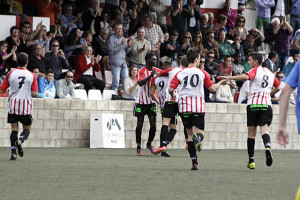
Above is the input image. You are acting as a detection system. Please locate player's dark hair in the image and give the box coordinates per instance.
[17,53,28,67]
[145,52,155,61]
[187,47,200,64]
[268,51,278,60]
[181,56,189,67]
[249,52,263,65]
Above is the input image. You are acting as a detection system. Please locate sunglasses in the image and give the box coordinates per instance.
[277,76,283,79]
[239,20,245,23]
[185,37,191,39]
[200,61,205,63]
[52,45,59,47]
[208,56,214,58]
[66,76,73,78]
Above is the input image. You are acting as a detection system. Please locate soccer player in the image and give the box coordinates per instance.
[134,53,161,156]
[150,58,176,157]
[0,52,38,160]
[169,48,226,170]
[219,52,280,170]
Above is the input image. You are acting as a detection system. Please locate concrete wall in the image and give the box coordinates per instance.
[0,98,299,150]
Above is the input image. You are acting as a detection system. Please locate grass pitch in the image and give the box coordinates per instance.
[0,148,299,200]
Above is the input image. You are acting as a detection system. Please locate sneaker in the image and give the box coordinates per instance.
[15,140,23,157]
[147,145,155,154]
[265,148,273,167]
[191,164,198,170]
[192,134,202,152]
[154,146,166,155]
[137,148,143,156]
[247,162,255,170]
[10,153,17,160]
[161,151,170,157]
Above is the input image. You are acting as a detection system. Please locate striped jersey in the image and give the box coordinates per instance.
[246,66,280,105]
[0,68,38,115]
[161,67,182,102]
[151,76,169,109]
[136,66,161,104]
[170,66,213,113]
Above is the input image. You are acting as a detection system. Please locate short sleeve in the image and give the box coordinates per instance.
[246,67,258,80]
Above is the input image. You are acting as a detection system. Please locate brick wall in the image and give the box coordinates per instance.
[0,98,299,149]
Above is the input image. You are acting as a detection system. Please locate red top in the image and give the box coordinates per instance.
[38,1,61,26]
[74,53,101,82]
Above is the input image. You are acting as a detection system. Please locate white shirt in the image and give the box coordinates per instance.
[83,56,93,76]
[238,80,250,103]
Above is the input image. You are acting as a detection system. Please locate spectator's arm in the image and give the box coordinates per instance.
[70,83,75,98]
[291,39,300,50]
[75,55,93,74]
[55,81,64,98]
[107,37,125,56]
[255,0,270,8]
[47,86,56,98]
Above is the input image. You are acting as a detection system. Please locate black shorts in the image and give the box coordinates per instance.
[7,113,33,126]
[247,105,273,127]
[161,110,177,125]
[179,112,205,130]
[162,102,179,118]
[133,103,157,117]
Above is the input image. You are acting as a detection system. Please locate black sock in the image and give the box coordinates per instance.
[184,129,188,140]
[167,129,177,145]
[160,125,168,147]
[196,132,204,142]
[147,127,156,146]
[19,129,30,143]
[10,131,18,153]
[247,138,255,163]
[187,141,198,165]
[262,134,271,149]
[136,128,142,147]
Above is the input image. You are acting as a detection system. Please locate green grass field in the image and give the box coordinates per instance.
[0,148,299,200]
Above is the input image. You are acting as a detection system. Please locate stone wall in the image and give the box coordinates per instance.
[0,98,299,150]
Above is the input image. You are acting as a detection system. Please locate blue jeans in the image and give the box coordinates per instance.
[110,63,129,94]
[275,49,289,71]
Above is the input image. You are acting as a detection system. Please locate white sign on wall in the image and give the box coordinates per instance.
[90,113,125,148]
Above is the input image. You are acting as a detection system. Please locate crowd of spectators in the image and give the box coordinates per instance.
[0,0,299,103]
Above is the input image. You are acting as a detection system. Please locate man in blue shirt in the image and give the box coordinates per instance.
[255,0,275,34]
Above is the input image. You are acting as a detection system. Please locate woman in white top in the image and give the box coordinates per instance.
[123,65,139,100]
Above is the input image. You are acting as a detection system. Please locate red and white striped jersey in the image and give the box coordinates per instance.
[151,76,169,109]
[0,68,38,115]
[136,66,161,104]
[170,66,213,113]
[163,67,182,102]
[246,66,280,105]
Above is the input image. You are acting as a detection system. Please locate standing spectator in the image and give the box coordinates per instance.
[228,16,247,41]
[230,34,245,62]
[212,14,228,35]
[290,29,300,57]
[129,0,151,36]
[34,25,51,54]
[255,0,275,34]
[28,44,48,77]
[262,51,278,73]
[203,31,220,60]
[19,22,41,45]
[160,31,170,58]
[282,54,299,77]
[241,28,265,55]
[141,16,164,63]
[61,4,83,35]
[44,40,69,80]
[264,17,280,51]
[185,0,201,36]
[107,24,133,94]
[171,0,194,36]
[129,27,152,69]
[38,0,63,31]
[273,16,293,71]
[172,52,184,68]
[123,65,139,100]
[238,0,248,15]
[217,55,233,76]
[217,29,235,61]
[100,12,110,29]
[290,0,300,38]
[104,0,119,21]
[0,53,38,160]
[5,26,23,60]
[232,52,245,76]
[75,46,105,93]
[150,0,172,28]
[83,0,102,33]
[55,70,75,99]
[0,41,17,82]
[206,12,215,32]
[38,69,56,98]
[221,0,237,31]
[191,31,206,58]
[200,13,210,37]
[273,0,286,20]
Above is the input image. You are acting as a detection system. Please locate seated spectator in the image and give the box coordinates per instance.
[262,51,278,73]
[129,27,152,69]
[32,67,40,78]
[100,11,110,29]
[190,31,205,58]
[221,0,237,31]
[54,11,65,39]
[28,44,48,77]
[19,21,41,45]
[217,55,232,76]
[228,15,247,41]
[237,80,249,104]
[230,34,245,62]
[242,49,254,72]
[203,31,220,60]
[0,41,17,81]
[211,80,234,103]
[200,13,210,37]
[5,26,23,66]
[165,30,181,61]
[199,57,206,70]
[206,12,215,32]
[75,46,105,93]
[123,65,139,100]
[272,71,297,104]
[38,69,56,98]
[80,30,93,49]
[180,32,192,55]
[283,54,300,77]
[34,25,51,55]
[241,28,265,55]
[290,29,300,57]
[44,40,69,80]
[264,17,280,50]
[64,28,84,68]
[273,16,293,71]
[232,52,245,76]
[172,52,184,68]
[217,29,235,61]
[61,4,83,35]
[160,31,170,58]
[204,50,220,77]
[212,14,228,35]
[55,70,75,99]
